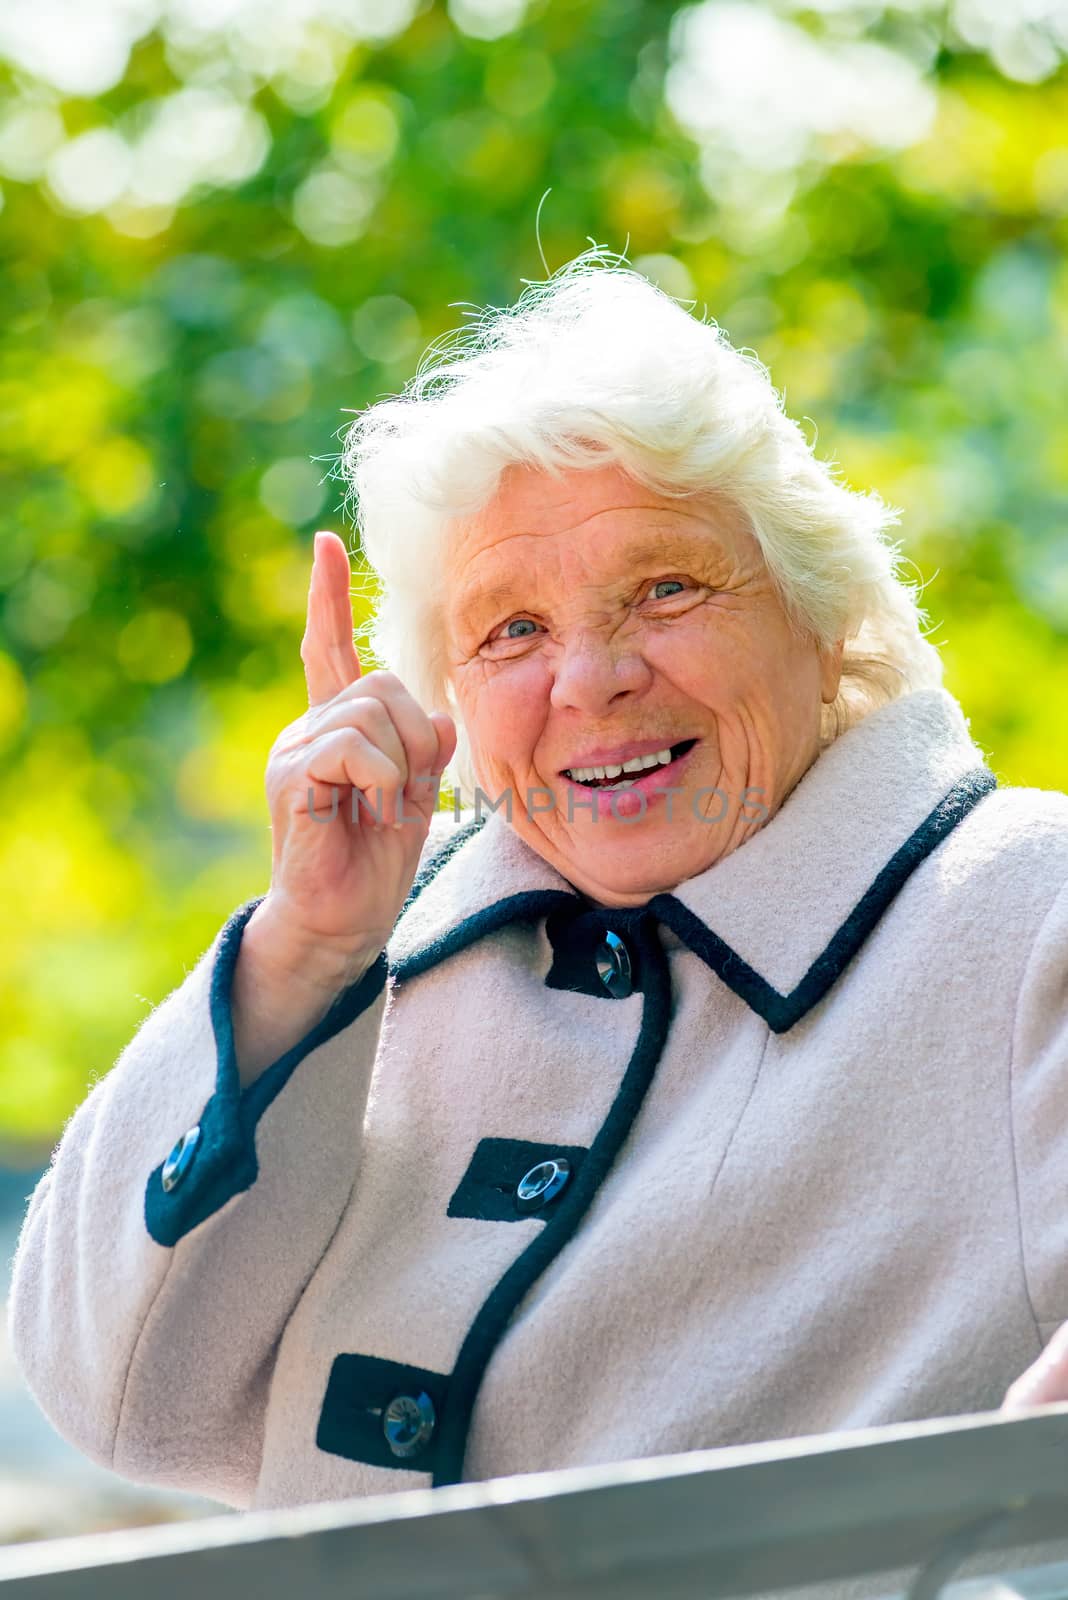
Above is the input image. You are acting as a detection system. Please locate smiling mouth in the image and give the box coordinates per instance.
[562,739,699,788]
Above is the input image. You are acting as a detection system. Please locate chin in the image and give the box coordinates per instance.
[566,827,708,901]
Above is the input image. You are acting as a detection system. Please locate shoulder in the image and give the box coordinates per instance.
[929,780,1068,946]
[952,780,1068,870]
[401,805,483,909]
[419,805,480,864]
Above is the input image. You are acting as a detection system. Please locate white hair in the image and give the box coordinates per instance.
[339,247,943,806]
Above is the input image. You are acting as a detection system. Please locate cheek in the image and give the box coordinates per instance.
[458,660,550,773]
[644,618,739,708]
[652,609,802,709]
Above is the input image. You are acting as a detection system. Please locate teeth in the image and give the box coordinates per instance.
[565,746,675,783]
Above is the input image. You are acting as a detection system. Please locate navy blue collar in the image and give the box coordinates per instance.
[389,689,996,1031]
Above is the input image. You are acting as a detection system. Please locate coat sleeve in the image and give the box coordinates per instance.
[5,813,458,1508]
[1011,869,1068,1340]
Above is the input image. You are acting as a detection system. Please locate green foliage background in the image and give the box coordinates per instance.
[1,0,1066,1153]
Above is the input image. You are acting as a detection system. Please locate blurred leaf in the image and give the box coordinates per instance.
[1,0,1067,1148]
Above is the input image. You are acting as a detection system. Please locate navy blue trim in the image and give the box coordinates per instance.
[145,898,389,1246]
[430,910,672,1488]
[390,774,998,1028]
[316,1352,450,1472]
[650,766,998,1034]
[447,1137,590,1222]
[391,890,580,984]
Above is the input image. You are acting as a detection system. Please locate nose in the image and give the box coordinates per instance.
[549,629,652,715]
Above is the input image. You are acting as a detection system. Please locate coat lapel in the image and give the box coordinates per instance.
[652,687,996,1028]
[387,807,573,975]
[388,688,997,1029]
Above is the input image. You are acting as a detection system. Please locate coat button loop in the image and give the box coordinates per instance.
[516,1156,572,1215]
[161,1125,201,1193]
[382,1391,436,1459]
[594,930,632,998]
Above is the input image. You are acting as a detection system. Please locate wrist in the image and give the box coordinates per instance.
[241,899,381,997]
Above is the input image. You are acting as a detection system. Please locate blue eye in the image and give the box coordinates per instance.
[650,579,685,599]
[504,619,538,638]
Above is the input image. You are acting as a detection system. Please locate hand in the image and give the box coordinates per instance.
[247,529,457,983]
[1000,1320,1068,1413]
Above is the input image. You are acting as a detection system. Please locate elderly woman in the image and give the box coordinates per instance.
[9,257,1068,1512]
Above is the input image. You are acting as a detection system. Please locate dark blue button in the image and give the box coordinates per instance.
[516,1156,571,1214]
[382,1391,436,1459]
[595,930,632,998]
[161,1125,201,1193]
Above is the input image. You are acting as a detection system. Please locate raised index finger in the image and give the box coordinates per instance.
[300,530,362,706]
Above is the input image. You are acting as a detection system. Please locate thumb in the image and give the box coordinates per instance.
[1001,1320,1068,1411]
[429,711,458,776]
[404,712,457,825]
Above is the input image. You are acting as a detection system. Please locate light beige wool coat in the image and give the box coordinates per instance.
[9,685,1068,1515]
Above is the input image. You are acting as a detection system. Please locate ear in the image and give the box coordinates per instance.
[819,637,845,705]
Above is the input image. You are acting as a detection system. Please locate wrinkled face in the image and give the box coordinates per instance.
[443,462,844,907]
